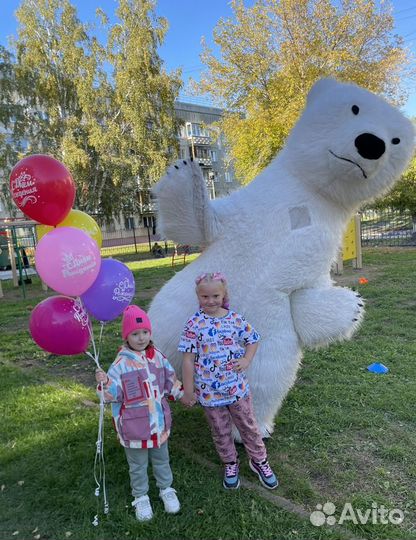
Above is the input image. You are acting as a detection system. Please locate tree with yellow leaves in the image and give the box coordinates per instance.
[197,0,413,184]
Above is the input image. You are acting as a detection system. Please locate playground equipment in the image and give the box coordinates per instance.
[171,244,191,267]
[333,214,363,274]
[0,220,39,298]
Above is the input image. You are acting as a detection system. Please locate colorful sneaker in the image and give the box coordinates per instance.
[132,495,153,521]
[159,487,181,514]
[249,459,278,489]
[223,461,240,489]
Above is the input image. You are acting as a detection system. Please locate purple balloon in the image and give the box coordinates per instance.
[29,296,91,355]
[80,259,135,322]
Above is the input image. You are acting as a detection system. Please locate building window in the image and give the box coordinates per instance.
[224,171,232,183]
[210,150,217,162]
[203,171,217,199]
[180,147,188,159]
[125,216,135,230]
[204,170,218,183]
[185,122,209,137]
[203,172,216,199]
[143,216,155,230]
[195,147,210,159]
[196,124,209,136]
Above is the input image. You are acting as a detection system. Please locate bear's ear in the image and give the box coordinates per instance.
[306,77,340,105]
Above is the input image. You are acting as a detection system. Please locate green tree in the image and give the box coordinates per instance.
[374,153,416,232]
[85,0,182,219]
[0,45,22,216]
[6,0,101,214]
[0,0,181,221]
[197,0,413,184]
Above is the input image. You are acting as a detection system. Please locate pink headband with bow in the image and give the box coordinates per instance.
[195,271,227,285]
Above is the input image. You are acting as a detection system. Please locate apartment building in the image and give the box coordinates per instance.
[123,99,240,239]
[1,100,240,237]
[175,100,239,199]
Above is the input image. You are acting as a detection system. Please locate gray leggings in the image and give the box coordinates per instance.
[124,442,173,498]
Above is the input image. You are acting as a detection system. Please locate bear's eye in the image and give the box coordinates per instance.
[351,105,359,115]
[391,138,400,145]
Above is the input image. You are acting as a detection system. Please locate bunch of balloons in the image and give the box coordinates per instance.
[9,154,136,356]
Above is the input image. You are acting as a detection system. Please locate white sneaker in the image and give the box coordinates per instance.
[132,495,153,521]
[159,487,180,514]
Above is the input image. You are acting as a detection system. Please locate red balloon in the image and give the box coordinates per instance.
[9,154,76,226]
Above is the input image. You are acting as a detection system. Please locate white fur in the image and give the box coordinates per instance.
[149,78,415,437]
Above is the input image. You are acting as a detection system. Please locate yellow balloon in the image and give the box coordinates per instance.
[36,209,102,247]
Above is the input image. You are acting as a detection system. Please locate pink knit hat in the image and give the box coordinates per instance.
[122,305,152,340]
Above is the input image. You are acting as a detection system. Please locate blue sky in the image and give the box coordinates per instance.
[1,0,415,116]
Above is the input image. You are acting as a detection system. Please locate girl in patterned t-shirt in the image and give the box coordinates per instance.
[179,272,278,491]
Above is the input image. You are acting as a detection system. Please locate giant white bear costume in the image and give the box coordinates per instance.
[149,78,415,437]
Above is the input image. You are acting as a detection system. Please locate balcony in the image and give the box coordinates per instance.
[138,201,157,214]
[194,156,212,167]
[189,135,211,146]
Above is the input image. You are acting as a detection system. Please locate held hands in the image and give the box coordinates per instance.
[95,368,109,385]
[232,356,251,372]
[180,392,197,408]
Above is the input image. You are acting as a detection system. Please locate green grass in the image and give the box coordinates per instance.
[1,249,415,539]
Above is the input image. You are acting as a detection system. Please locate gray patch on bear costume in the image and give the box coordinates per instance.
[289,206,312,230]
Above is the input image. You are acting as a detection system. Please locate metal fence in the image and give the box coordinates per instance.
[0,221,197,271]
[0,220,198,298]
[360,207,415,247]
[101,210,416,250]
[100,226,169,257]
[1,207,414,285]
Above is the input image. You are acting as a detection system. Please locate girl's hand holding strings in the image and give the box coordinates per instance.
[95,368,108,385]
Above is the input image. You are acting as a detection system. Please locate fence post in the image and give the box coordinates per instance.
[132,226,138,254]
[147,226,152,252]
[333,249,343,275]
[353,214,363,269]
[6,229,18,287]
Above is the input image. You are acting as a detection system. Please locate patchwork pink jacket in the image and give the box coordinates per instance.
[98,345,183,449]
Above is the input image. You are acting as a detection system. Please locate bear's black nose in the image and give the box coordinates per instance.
[355,133,385,160]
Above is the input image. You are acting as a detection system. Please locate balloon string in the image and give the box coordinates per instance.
[83,312,109,524]
[88,320,100,369]
[92,385,109,525]
[98,321,104,350]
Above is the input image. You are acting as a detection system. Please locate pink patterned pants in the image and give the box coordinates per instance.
[203,393,267,463]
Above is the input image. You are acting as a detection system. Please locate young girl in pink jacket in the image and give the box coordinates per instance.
[96,305,185,522]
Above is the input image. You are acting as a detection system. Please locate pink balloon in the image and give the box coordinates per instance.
[29,296,91,355]
[35,226,101,296]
